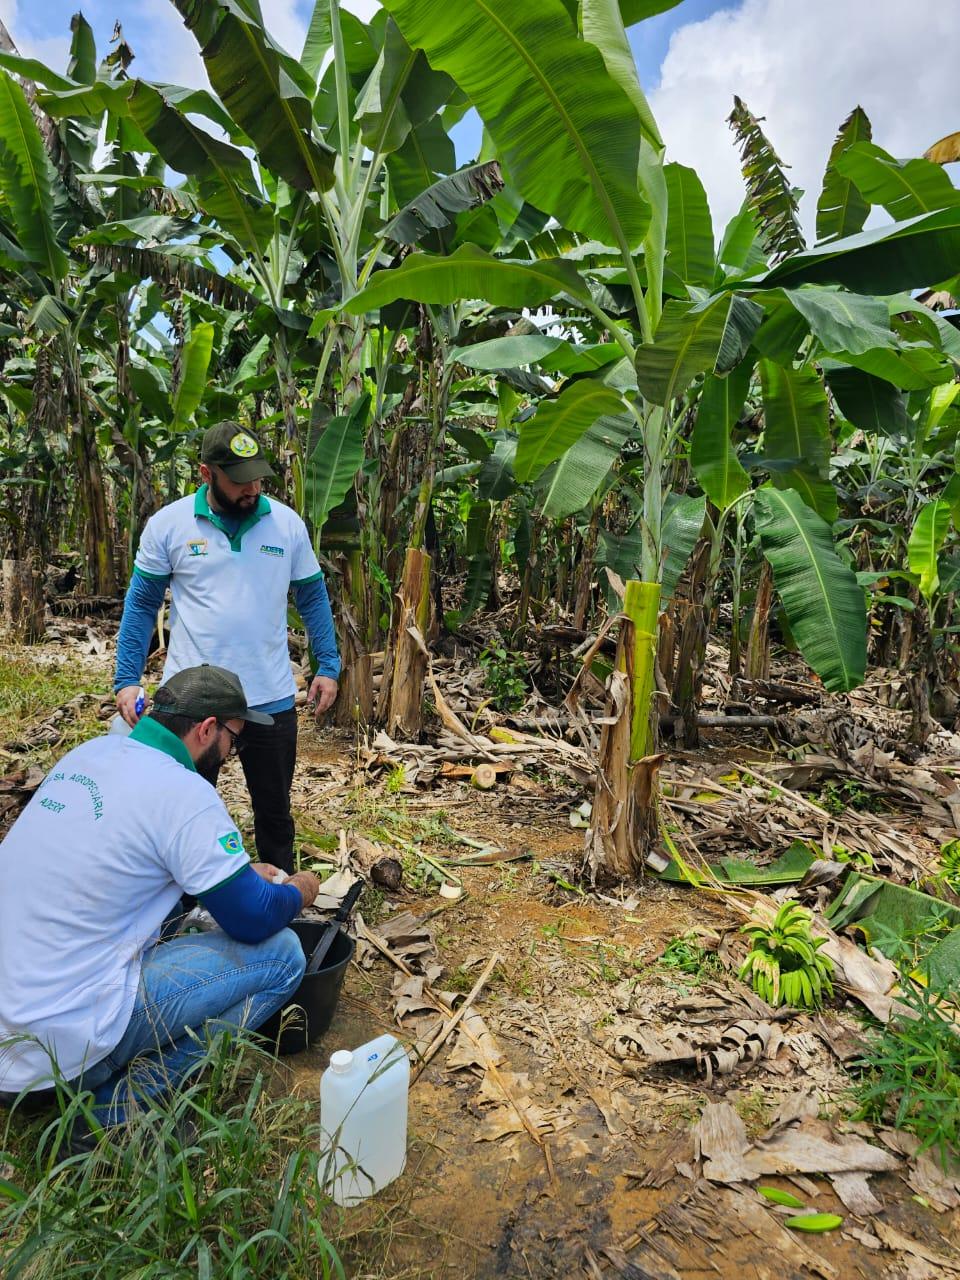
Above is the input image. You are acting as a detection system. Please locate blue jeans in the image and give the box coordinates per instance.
[75,928,305,1126]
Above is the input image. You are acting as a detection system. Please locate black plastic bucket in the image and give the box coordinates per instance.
[258,921,355,1056]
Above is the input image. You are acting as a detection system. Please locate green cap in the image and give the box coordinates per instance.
[155,664,274,726]
[200,421,275,483]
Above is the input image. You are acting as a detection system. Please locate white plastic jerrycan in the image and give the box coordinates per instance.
[319,1034,410,1206]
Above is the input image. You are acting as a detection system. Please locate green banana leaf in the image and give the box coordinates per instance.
[760,360,836,521]
[816,107,872,243]
[537,412,634,518]
[636,295,760,405]
[172,0,335,193]
[355,19,418,155]
[127,358,172,421]
[690,361,752,509]
[345,244,589,313]
[67,12,97,83]
[477,437,518,501]
[837,342,954,391]
[581,0,663,152]
[126,82,273,254]
[824,364,912,436]
[383,0,650,247]
[718,201,766,272]
[450,499,492,625]
[664,162,715,287]
[908,499,953,602]
[754,486,866,692]
[619,0,683,22]
[661,493,707,604]
[942,474,960,527]
[0,71,68,281]
[381,161,503,245]
[385,112,455,206]
[782,285,895,355]
[755,206,960,294]
[0,51,75,91]
[515,381,628,482]
[837,141,960,221]
[171,322,215,433]
[305,394,370,535]
[449,334,566,372]
[300,0,332,82]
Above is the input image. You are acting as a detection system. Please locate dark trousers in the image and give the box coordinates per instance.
[198,708,298,874]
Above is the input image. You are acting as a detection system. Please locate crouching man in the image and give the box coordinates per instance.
[0,663,320,1138]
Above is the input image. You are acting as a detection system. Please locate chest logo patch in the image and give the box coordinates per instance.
[218,831,245,856]
[230,432,259,458]
[186,538,209,557]
[259,544,284,558]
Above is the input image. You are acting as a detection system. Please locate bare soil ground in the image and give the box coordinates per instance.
[275,724,960,1279]
[3,631,960,1279]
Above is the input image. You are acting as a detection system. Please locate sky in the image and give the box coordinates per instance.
[8,0,960,241]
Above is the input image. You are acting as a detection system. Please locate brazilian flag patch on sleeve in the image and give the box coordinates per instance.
[218,831,245,856]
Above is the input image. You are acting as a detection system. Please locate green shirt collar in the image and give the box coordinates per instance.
[194,484,270,551]
[130,716,197,773]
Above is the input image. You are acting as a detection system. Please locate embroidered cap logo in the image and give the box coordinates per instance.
[229,432,259,458]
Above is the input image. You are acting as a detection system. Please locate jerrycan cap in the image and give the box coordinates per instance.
[330,1050,354,1074]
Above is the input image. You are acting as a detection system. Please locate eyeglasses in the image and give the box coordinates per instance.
[217,721,243,756]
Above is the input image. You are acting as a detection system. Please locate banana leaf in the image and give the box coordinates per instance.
[383,0,650,247]
[0,71,68,280]
[305,394,370,534]
[171,322,215,433]
[754,485,866,691]
[908,499,952,602]
[346,244,589,314]
[515,381,627,482]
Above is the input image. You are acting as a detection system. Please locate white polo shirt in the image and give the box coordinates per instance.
[134,487,323,706]
[0,718,251,1092]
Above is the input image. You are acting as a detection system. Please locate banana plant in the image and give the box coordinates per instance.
[0,18,123,595]
[342,9,960,869]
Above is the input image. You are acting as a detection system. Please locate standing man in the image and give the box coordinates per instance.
[115,422,340,874]
[0,664,322,1134]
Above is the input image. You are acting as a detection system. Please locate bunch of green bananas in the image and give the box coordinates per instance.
[737,900,834,1010]
[937,838,960,891]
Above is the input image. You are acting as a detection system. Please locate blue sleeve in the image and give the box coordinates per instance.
[200,864,303,944]
[114,570,169,693]
[293,575,341,679]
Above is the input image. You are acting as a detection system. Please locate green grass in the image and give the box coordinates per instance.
[0,652,104,769]
[0,1029,344,1279]
[658,932,719,981]
[852,972,960,1168]
[817,778,882,816]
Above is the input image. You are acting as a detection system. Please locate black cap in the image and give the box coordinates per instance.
[200,421,275,483]
[156,664,274,725]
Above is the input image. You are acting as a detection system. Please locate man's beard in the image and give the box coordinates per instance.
[195,738,225,779]
[209,471,258,518]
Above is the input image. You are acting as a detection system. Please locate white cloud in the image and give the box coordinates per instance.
[648,0,960,242]
[343,0,381,19]
[136,0,209,89]
[0,0,70,70]
[260,0,308,57]
[259,0,380,57]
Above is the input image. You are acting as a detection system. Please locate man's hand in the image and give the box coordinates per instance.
[250,862,286,883]
[116,685,146,728]
[306,675,338,717]
[287,870,321,909]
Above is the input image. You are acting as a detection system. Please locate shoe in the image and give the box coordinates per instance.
[54,1117,111,1162]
